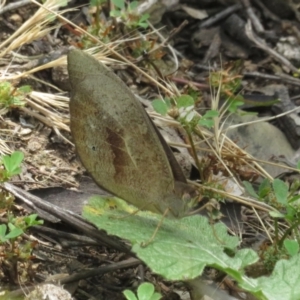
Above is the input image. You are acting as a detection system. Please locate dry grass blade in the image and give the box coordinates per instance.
[28,0,178,96]
[0,0,6,10]
[0,128,14,154]
[22,92,69,132]
[192,180,274,212]
[0,0,70,56]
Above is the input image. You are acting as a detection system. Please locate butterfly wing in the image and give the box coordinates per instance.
[68,49,187,217]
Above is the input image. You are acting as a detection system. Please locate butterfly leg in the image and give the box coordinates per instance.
[140,208,169,248]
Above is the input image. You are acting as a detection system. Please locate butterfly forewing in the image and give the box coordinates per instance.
[68,49,186,216]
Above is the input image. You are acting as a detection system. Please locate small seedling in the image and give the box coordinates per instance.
[0,224,23,243]
[209,68,244,113]
[284,239,299,257]
[83,0,150,50]
[0,151,43,284]
[152,95,219,129]
[152,94,219,181]
[123,282,162,300]
[0,82,30,110]
[244,178,300,261]
[1,151,24,180]
[110,0,149,29]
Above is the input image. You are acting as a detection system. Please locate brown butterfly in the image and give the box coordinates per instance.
[68,49,196,218]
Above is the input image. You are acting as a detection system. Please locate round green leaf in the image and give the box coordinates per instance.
[177,95,194,108]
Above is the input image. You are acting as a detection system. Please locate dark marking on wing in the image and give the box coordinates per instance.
[106,127,130,175]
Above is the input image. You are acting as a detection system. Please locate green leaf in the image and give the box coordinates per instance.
[83,196,300,299]
[150,294,161,300]
[288,194,300,204]
[152,99,168,116]
[7,222,16,231]
[110,9,122,17]
[138,22,149,29]
[198,110,218,128]
[284,240,299,257]
[176,95,194,108]
[139,13,150,23]
[252,254,300,300]
[83,196,257,281]
[273,179,289,205]
[137,282,161,300]
[45,13,56,22]
[258,179,271,199]
[6,227,23,239]
[2,151,24,176]
[269,211,285,218]
[0,224,7,241]
[89,0,99,6]
[243,181,259,198]
[227,100,244,113]
[123,290,137,300]
[235,248,259,270]
[18,85,31,93]
[90,0,107,6]
[111,0,125,9]
[11,151,24,167]
[198,118,214,128]
[285,205,297,222]
[203,110,218,118]
[0,81,11,92]
[24,214,43,227]
[129,1,138,10]
[297,160,300,170]
[164,98,172,107]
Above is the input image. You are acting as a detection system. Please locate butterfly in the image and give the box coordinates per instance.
[68,49,196,218]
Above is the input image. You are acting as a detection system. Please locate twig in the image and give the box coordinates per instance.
[31,225,99,245]
[171,77,210,89]
[9,258,140,298]
[245,20,299,74]
[241,0,264,33]
[199,3,242,29]
[59,258,141,284]
[276,73,300,86]
[225,105,300,131]
[243,72,281,80]
[0,0,31,15]
[243,71,300,87]
[252,0,281,22]
[163,20,189,46]
[3,182,130,253]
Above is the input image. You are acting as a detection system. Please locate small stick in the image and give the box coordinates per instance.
[245,21,299,74]
[0,0,31,15]
[199,3,242,29]
[241,0,264,33]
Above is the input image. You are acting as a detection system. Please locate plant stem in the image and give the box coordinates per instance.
[278,219,300,248]
[186,129,203,180]
[274,219,278,253]
[95,3,100,33]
